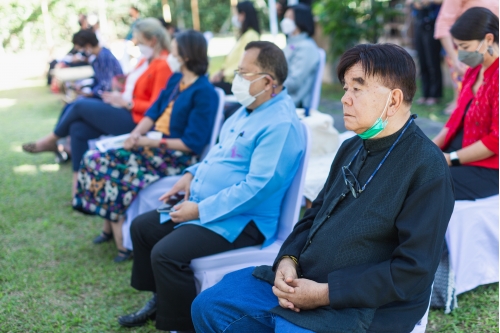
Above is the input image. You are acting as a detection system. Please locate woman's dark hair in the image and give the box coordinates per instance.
[175,30,209,76]
[72,29,99,47]
[450,7,499,44]
[237,1,261,35]
[158,18,177,32]
[337,43,417,105]
[277,0,313,20]
[291,4,315,37]
[245,41,288,85]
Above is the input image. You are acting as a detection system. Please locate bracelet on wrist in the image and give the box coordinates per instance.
[159,138,168,149]
[281,255,299,266]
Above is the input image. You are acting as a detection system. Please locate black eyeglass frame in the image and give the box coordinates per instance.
[341,166,362,198]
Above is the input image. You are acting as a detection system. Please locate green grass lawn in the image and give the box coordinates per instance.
[0,84,497,332]
[0,87,158,332]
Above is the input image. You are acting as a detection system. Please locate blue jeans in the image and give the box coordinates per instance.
[191,267,314,333]
[53,98,135,171]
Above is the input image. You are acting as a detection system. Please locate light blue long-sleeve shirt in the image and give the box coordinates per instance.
[283,33,320,109]
[160,89,305,246]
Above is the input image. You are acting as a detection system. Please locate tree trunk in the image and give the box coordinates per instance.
[191,0,200,31]
[40,0,53,54]
[175,0,185,29]
[98,0,108,35]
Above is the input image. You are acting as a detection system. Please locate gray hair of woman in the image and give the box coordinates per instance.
[133,17,171,52]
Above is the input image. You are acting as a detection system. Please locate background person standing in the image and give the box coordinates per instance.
[409,0,443,106]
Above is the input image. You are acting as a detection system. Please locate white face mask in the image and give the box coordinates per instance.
[232,15,242,29]
[231,74,266,107]
[138,44,154,58]
[280,18,297,35]
[167,53,182,72]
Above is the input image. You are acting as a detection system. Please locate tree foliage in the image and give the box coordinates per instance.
[0,0,271,52]
[0,0,138,51]
[314,0,402,60]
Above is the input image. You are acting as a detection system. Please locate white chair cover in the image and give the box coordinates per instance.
[446,195,499,295]
[52,65,94,82]
[189,123,311,293]
[295,118,354,201]
[309,48,326,112]
[122,87,226,250]
[122,175,181,250]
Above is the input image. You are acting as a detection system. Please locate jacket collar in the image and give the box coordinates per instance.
[469,57,498,81]
[484,57,499,79]
[288,32,309,44]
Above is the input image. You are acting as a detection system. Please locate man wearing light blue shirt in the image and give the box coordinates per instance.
[117,41,305,332]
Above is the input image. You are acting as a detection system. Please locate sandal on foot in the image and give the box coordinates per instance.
[54,150,69,164]
[22,142,38,153]
[22,141,57,153]
[114,249,133,263]
[93,231,113,244]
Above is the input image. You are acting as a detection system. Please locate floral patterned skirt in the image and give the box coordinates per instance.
[72,147,197,221]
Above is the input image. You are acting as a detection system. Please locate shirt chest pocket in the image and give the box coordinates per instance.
[223,137,253,160]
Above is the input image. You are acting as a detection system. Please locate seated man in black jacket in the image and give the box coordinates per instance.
[191,43,455,333]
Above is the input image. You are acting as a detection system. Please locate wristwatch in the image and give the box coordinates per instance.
[450,151,461,166]
[159,138,168,149]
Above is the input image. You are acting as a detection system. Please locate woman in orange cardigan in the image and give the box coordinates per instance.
[23,18,172,193]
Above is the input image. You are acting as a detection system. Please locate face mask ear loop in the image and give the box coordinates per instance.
[476,40,485,52]
[381,91,392,122]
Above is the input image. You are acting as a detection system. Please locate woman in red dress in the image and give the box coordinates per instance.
[433,7,498,200]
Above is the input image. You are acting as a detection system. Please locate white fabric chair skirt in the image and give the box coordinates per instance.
[296,108,356,201]
[122,175,181,250]
[190,241,283,293]
[446,195,499,295]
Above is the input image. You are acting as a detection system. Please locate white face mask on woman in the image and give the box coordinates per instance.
[138,44,154,59]
[232,15,242,29]
[280,18,297,35]
[167,53,182,72]
[231,74,266,107]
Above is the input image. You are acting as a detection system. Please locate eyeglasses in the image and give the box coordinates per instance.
[342,166,362,198]
[234,70,275,80]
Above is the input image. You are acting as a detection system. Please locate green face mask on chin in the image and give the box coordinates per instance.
[357,90,392,140]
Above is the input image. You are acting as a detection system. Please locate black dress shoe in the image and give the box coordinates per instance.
[118,295,157,327]
[114,249,133,263]
[93,231,113,244]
